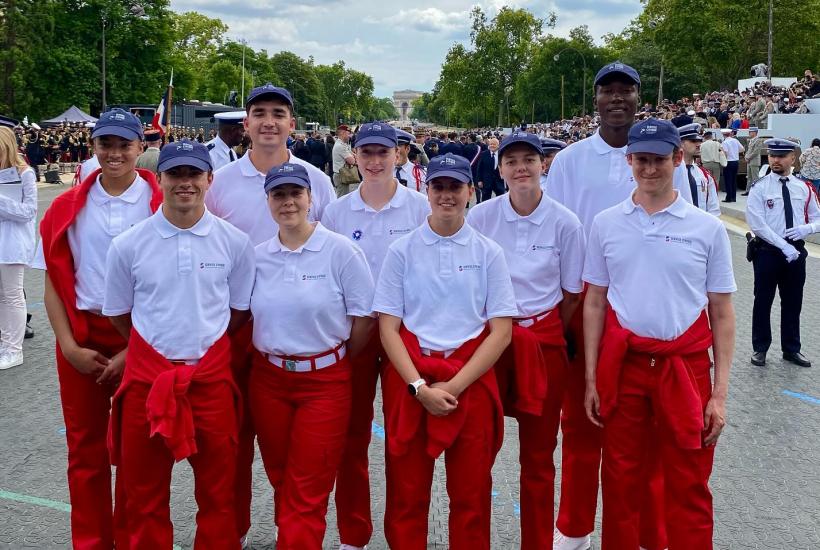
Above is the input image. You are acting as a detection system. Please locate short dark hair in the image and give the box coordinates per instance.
[812,138,820,148]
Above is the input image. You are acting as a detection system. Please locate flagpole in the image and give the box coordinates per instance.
[165,69,174,133]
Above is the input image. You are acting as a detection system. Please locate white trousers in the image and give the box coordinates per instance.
[0,264,26,354]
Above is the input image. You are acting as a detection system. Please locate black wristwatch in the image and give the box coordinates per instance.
[408,378,426,397]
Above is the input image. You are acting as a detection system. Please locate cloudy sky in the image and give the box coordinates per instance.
[168,0,642,98]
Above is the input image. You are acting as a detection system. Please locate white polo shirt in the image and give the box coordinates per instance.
[676,163,722,217]
[468,192,585,316]
[31,174,153,312]
[103,208,255,361]
[79,155,100,183]
[251,223,375,357]
[206,149,336,245]
[583,192,736,340]
[546,131,693,234]
[321,183,430,281]
[373,220,518,351]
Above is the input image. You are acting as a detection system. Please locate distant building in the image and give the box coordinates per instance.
[393,90,424,122]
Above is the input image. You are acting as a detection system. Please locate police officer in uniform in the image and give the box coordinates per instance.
[677,123,721,216]
[395,129,426,193]
[206,111,246,171]
[747,139,820,367]
[539,137,567,189]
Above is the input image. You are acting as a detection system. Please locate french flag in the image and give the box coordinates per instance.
[152,72,173,135]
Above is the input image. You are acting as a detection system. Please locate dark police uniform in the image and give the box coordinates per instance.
[747,139,820,367]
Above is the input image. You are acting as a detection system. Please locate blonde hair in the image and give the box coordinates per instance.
[0,127,28,173]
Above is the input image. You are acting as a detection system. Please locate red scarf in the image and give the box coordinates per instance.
[497,310,566,417]
[39,168,162,344]
[108,329,239,464]
[597,308,713,449]
[382,326,503,459]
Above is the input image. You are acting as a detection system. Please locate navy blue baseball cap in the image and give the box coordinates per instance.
[426,153,473,185]
[264,163,311,193]
[0,115,19,129]
[594,61,641,87]
[92,108,144,141]
[499,131,543,159]
[765,138,798,156]
[245,83,294,110]
[355,122,398,148]
[626,118,681,156]
[540,137,567,152]
[677,123,703,142]
[157,139,212,173]
[395,128,415,145]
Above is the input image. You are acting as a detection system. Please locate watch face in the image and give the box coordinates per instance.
[407,383,416,396]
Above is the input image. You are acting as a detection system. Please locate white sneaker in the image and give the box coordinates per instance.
[0,351,23,370]
[553,528,591,550]
[340,545,367,550]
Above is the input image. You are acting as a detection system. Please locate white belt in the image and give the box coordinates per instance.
[420,347,456,359]
[514,309,553,328]
[267,344,346,372]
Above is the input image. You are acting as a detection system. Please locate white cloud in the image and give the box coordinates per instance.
[374,7,472,36]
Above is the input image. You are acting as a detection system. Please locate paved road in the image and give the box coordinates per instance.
[1,184,819,549]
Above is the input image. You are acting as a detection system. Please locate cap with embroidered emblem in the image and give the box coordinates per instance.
[626,118,681,156]
[245,83,294,110]
[425,153,473,185]
[92,108,144,141]
[264,162,311,193]
[498,131,543,159]
[157,139,212,172]
[594,61,641,87]
[354,122,397,148]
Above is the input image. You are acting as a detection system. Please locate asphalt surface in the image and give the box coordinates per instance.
[1,183,818,549]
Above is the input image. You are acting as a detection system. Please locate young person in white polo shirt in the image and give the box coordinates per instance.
[320,122,429,550]
[468,131,585,550]
[373,153,517,550]
[205,83,335,544]
[249,163,374,549]
[582,119,735,550]
[546,62,692,550]
[33,108,161,549]
[103,140,255,549]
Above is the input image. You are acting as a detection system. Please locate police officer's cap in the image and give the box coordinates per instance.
[498,131,543,159]
[594,61,641,88]
[92,108,144,141]
[245,83,294,110]
[157,139,213,173]
[426,153,473,185]
[264,162,311,193]
[677,123,703,142]
[765,138,798,156]
[0,115,19,129]
[540,137,567,152]
[395,128,415,146]
[626,118,680,156]
[214,111,246,126]
[355,122,397,148]
[749,126,759,133]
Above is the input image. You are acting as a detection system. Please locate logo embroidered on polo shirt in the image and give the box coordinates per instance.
[532,244,555,251]
[458,264,481,272]
[200,262,226,269]
[352,229,363,241]
[389,228,412,236]
[664,235,692,245]
[302,273,327,281]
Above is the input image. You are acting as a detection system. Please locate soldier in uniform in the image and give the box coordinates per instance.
[742,127,764,196]
[135,131,161,175]
[747,139,820,368]
[206,111,246,172]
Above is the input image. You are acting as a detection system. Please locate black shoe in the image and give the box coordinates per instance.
[741,191,749,196]
[783,352,811,368]
[751,351,767,366]
[24,323,34,339]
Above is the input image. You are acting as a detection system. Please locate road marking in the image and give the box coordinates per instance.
[27,301,44,310]
[783,390,820,406]
[0,489,183,549]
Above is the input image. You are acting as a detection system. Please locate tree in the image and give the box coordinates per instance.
[269,51,323,121]
[315,61,374,125]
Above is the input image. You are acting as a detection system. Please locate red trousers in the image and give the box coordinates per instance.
[384,383,496,550]
[602,351,715,550]
[230,321,255,538]
[557,298,666,550]
[334,327,382,546]
[495,312,568,550]
[55,312,128,550]
[250,352,352,550]
[118,381,239,550]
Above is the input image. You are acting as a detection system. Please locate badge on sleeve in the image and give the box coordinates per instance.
[766,199,774,209]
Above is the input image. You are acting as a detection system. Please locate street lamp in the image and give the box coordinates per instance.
[648,18,664,106]
[554,47,587,115]
[240,39,248,105]
[101,3,146,112]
